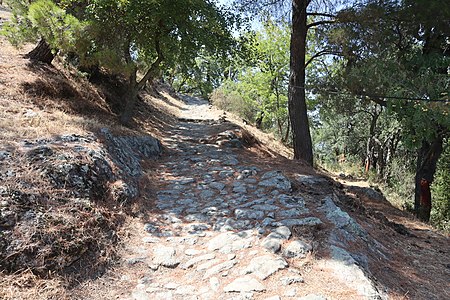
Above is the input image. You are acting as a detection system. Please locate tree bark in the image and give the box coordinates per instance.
[25,39,55,64]
[288,0,313,165]
[283,116,291,144]
[414,134,444,222]
[365,108,381,173]
[120,34,164,125]
[120,69,139,125]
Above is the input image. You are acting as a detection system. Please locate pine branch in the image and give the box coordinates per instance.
[305,49,340,67]
[307,19,336,29]
[307,12,337,18]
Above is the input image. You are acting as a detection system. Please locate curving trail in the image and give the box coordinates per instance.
[87,94,387,300]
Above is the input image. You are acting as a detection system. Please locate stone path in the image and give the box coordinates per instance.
[121,95,385,300]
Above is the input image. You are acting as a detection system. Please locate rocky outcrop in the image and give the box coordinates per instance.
[0,129,161,276]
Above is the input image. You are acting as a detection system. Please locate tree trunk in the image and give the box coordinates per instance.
[283,115,291,144]
[25,39,55,64]
[288,0,313,165]
[414,134,444,222]
[382,129,401,181]
[365,107,380,173]
[276,118,284,138]
[119,34,164,125]
[120,71,139,126]
[274,83,284,138]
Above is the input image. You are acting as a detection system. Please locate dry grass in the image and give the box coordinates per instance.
[0,47,114,144]
[0,16,155,297]
[0,271,69,300]
[0,26,145,145]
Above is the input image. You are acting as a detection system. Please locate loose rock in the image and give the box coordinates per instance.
[280,276,304,285]
[234,208,264,220]
[282,240,312,259]
[207,231,255,253]
[210,277,220,291]
[152,245,180,268]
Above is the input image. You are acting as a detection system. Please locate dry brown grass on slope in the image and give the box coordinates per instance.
[0,33,169,298]
[0,270,69,300]
[0,40,114,143]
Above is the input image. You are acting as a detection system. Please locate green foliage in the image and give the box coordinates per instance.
[314,0,449,226]
[211,19,291,139]
[29,0,86,51]
[313,99,369,162]
[211,80,257,121]
[332,0,449,147]
[1,0,33,46]
[431,141,450,232]
[3,0,237,123]
[382,156,416,201]
[170,49,238,99]
[86,0,238,94]
[2,0,87,52]
[3,0,236,82]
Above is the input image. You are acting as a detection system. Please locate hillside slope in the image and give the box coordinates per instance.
[1,6,449,300]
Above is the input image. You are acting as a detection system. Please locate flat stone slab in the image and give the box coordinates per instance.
[174,285,196,295]
[258,171,291,191]
[223,276,266,292]
[244,255,288,280]
[277,207,307,218]
[320,195,367,240]
[200,189,216,199]
[276,217,322,227]
[209,182,226,190]
[197,259,220,271]
[207,231,255,253]
[295,174,328,185]
[173,177,196,185]
[203,260,237,279]
[278,194,307,208]
[322,246,383,298]
[132,290,151,300]
[233,183,248,194]
[234,208,265,220]
[251,204,280,211]
[181,253,216,269]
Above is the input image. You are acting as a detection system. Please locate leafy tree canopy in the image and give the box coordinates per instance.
[3,0,238,123]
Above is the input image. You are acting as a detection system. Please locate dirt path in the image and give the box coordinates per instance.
[71,93,450,300]
[72,95,394,300]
